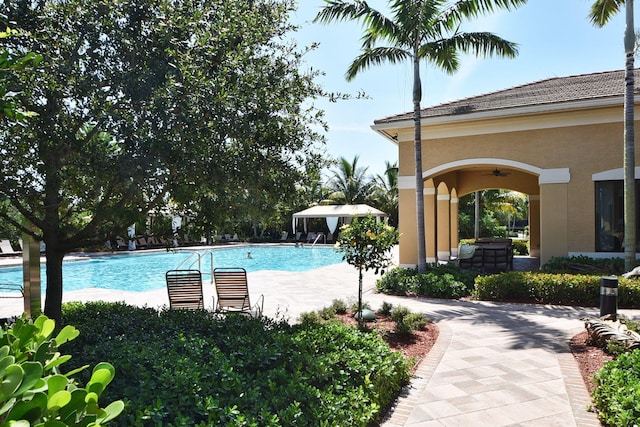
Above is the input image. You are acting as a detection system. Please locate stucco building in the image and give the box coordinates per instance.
[372,69,640,267]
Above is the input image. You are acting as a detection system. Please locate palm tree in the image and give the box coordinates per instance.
[371,161,399,226]
[590,0,636,271]
[328,155,373,204]
[315,0,525,272]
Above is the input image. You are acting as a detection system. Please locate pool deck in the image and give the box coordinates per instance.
[0,246,633,426]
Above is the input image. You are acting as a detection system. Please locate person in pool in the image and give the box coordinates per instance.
[247,251,253,259]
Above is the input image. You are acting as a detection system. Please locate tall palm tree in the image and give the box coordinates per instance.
[590,0,636,271]
[328,155,373,204]
[315,0,525,272]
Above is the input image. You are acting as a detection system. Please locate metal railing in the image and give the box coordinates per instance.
[311,233,326,247]
[0,283,24,298]
[174,250,215,283]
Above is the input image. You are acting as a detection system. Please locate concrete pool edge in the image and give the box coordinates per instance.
[0,245,398,321]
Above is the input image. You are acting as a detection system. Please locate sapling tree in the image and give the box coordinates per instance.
[335,214,399,327]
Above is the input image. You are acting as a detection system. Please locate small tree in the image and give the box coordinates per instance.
[336,214,399,326]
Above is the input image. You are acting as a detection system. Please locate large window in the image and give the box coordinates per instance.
[595,180,640,252]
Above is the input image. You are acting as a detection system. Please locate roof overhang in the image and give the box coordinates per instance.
[371,95,639,141]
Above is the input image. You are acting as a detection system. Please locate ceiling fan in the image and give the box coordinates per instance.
[485,168,510,177]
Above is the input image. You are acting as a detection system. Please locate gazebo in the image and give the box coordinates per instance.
[292,204,387,239]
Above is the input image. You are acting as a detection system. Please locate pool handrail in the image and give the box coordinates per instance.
[174,251,215,283]
[311,233,326,246]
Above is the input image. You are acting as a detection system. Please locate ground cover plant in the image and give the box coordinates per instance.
[299,299,437,379]
[61,301,411,426]
[571,318,640,425]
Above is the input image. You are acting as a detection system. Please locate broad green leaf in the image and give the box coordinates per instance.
[1,364,24,398]
[0,354,16,373]
[54,326,79,347]
[0,396,16,416]
[97,400,125,423]
[14,361,43,395]
[47,390,72,411]
[6,392,46,421]
[44,355,71,371]
[47,374,68,396]
[85,391,98,404]
[38,318,56,341]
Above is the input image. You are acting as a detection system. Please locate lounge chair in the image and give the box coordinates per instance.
[213,267,263,317]
[0,239,19,257]
[166,269,205,310]
[137,236,148,249]
[280,231,288,242]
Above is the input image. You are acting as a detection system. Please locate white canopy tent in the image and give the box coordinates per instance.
[292,204,387,236]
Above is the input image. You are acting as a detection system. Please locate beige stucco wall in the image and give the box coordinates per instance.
[387,104,640,267]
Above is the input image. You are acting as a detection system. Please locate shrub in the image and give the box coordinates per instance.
[298,310,322,325]
[376,266,475,299]
[390,306,411,323]
[379,301,393,316]
[472,272,640,307]
[512,239,529,255]
[0,314,123,426]
[62,302,410,426]
[390,306,429,336]
[593,349,640,426]
[330,299,348,315]
[318,305,337,320]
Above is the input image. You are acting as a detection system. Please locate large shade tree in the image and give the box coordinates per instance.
[315,0,525,272]
[590,0,636,271]
[0,0,327,321]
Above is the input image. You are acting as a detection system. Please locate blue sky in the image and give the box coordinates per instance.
[290,0,628,177]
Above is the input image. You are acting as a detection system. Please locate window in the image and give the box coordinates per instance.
[595,180,640,252]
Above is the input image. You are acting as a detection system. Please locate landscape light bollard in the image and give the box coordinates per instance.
[600,276,618,318]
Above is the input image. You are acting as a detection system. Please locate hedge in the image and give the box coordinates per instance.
[473,272,640,307]
[61,301,411,426]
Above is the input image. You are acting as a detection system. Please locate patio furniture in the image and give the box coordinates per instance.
[458,239,514,272]
[166,269,205,310]
[213,267,263,317]
[0,283,23,299]
[0,239,19,257]
[454,245,478,268]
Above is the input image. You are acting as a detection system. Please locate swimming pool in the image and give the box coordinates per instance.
[0,245,344,293]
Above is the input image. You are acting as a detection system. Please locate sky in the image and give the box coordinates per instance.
[289,0,628,178]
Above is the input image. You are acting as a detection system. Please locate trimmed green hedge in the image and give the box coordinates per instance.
[376,265,477,298]
[61,301,410,426]
[473,272,640,307]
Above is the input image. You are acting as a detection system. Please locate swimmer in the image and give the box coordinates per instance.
[247,251,253,259]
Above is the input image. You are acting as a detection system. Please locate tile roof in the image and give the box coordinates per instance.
[374,68,640,124]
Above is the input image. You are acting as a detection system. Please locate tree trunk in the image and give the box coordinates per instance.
[43,247,65,323]
[357,266,363,328]
[474,191,480,239]
[413,50,427,273]
[623,0,636,272]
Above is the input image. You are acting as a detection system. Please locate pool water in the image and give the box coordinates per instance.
[0,245,344,293]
